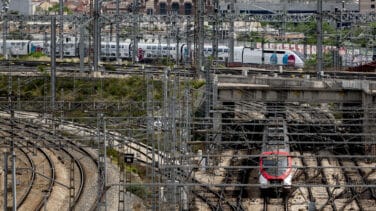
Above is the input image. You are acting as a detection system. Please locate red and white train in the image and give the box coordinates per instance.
[259,118,292,190]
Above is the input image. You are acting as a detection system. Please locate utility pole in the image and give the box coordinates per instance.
[51,17,56,111]
[175,22,180,66]
[59,0,64,60]
[97,113,107,210]
[93,0,101,71]
[115,0,120,63]
[3,151,8,211]
[212,0,219,64]
[132,0,139,63]
[8,93,16,211]
[228,0,235,63]
[79,26,85,72]
[2,0,9,59]
[316,0,323,78]
[195,0,205,73]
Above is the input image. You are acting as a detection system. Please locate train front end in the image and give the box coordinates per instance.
[259,151,292,189]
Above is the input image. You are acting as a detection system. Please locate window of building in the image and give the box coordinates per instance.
[147,8,153,15]
[184,3,192,15]
[372,4,375,8]
[159,3,167,14]
[171,2,179,14]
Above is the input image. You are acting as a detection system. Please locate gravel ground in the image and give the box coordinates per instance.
[44,149,69,211]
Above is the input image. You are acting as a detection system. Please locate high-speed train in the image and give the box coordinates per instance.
[234,47,305,68]
[259,118,292,190]
[0,38,305,68]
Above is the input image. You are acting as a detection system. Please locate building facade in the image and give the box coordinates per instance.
[360,0,376,14]
[9,0,32,15]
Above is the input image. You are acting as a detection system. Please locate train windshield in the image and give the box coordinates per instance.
[293,51,306,61]
[261,155,288,177]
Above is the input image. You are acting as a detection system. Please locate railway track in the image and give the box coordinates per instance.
[263,195,288,211]
[0,118,96,210]
[67,121,242,210]
[0,60,196,77]
[17,120,99,210]
[1,124,56,210]
[16,148,36,209]
[0,111,240,210]
[333,145,376,211]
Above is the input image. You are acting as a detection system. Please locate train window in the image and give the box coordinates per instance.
[147,46,151,50]
[219,49,223,53]
[262,156,288,176]
[224,49,228,53]
[111,45,115,48]
[208,48,212,52]
[172,47,175,50]
[157,46,162,50]
[101,45,105,48]
[264,50,285,54]
[163,46,168,50]
[152,46,156,50]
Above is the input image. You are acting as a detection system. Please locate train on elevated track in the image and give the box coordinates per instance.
[0,38,305,68]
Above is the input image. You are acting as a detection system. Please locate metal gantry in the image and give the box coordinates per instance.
[0,2,376,211]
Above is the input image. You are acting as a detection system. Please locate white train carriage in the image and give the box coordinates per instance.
[234,47,305,68]
[138,43,177,61]
[180,44,229,63]
[101,41,130,60]
[0,40,30,56]
[203,45,229,62]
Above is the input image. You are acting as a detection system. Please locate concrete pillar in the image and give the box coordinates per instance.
[180,186,188,211]
[197,150,205,171]
[362,92,376,157]
[212,75,222,143]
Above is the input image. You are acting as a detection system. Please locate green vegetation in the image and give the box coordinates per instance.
[238,20,376,47]
[0,75,162,118]
[37,65,49,76]
[304,51,339,69]
[191,79,205,89]
[29,51,46,58]
[107,147,119,160]
[155,57,175,67]
[103,63,116,71]
[127,185,149,199]
[237,31,264,43]
[47,4,72,14]
[286,21,336,45]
